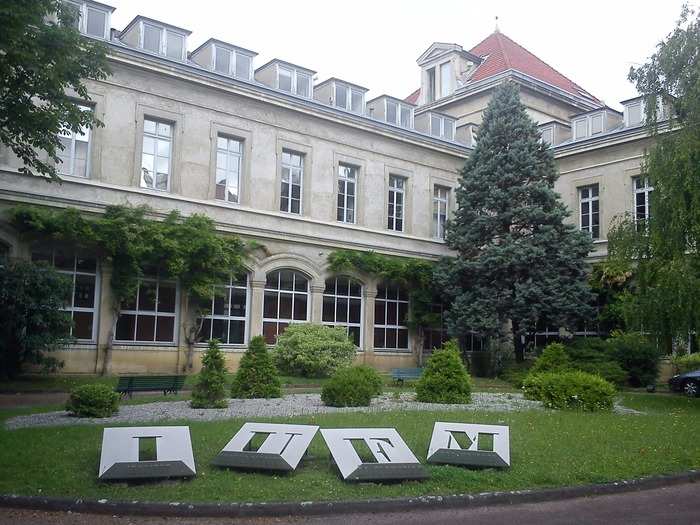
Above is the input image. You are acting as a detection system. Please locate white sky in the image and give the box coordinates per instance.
[108,0,692,110]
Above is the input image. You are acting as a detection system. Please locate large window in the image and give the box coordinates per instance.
[115,276,178,343]
[374,283,409,352]
[57,105,91,178]
[579,184,600,239]
[215,135,242,203]
[31,247,99,341]
[387,175,405,231]
[280,150,303,214]
[198,274,249,345]
[141,118,172,191]
[633,176,653,228]
[337,163,357,223]
[263,269,309,344]
[433,185,449,239]
[323,276,363,347]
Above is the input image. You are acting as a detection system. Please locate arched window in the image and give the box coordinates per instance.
[198,273,249,345]
[323,276,363,347]
[374,283,409,352]
[263,269,309,344]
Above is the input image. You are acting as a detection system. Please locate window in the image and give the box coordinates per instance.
[213,46,253,80]
[540,126,554,145]
[215,135,243,203]
[141,119,172,191]
[235,54,251,80]
[351,90,364,114]
[214,46,231,74]
[374,283,409,351]
[278,67,293,92]
[64,1,110,39]
[590,114,603,135]
[141,23,186,60]
[166,32,184,60]
[296,73,311,98]
[400,105,412,128]
[429,114,455,140]
[433,185,449,239]
[385,100,413,128]
[626,101,643,127]
[426,67,436,103]
[115,276,178,343]
[387,175,405,231]
[143,24,161,53]
[440,61,452,98]
[323,276,363,347]
[57,105,91,177]
[198,273,249,345]
[337,163,357,223]
[386,101,397,124]
[277,66,311,97]
[280,150,303,214]
[335,83,347,110]
[633,176,653,228]
[579,184,600,239]
[263,269,309,343]
[333,83,365,114]
[573,118,587,140]
[31,247,98,341]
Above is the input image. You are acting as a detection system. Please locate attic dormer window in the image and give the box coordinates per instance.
[277,66,311,98]
[573,118,588,140]
[386,100,413,128]
[625,100,643,127]
[430,114,455,140]
[333,83,364,114]
[63,1,111,39]
[140,22,186,61]
[213,45,253,80]
[440,62,453,98]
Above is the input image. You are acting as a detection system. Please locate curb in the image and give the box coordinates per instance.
[1,470,698,518]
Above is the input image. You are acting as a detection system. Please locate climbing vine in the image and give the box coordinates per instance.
[9,204,253,373]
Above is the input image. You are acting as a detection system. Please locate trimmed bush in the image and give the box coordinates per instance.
[321,365,383,407]
[574,359,628,387]
[191,339,228,408]
[672,352,700,374]
[416,340,472,404]
[66,384,119,418]
[523,370,616,411]
[607,331,659,387]
[530,343,572,374]
[274,324,355,378]
[231,335,282,399]
[500,360,534,388]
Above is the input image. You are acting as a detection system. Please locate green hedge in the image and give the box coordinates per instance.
[530,343,571,374]
[65,384,119,418]
[321,365,383,407]
[274,324,355,378]
[672,353,700,374]
[416,340,471,404]
[231,336,282,399]
[523,370,616,411]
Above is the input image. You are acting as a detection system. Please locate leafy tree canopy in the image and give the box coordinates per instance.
[437,82,595,360]
[0,0,110,180]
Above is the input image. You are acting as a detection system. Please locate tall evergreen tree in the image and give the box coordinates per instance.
[437,82,595,361]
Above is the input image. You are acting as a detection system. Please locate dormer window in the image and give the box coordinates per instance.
[540,125,554,145]
[213,45,253,80]
[440,61,453,98]
[624,99,644,127]
[141,23,185,60]
[386,100,413,128]
[334,83,365,114]
[63,1,112,39]
[430,114,455,141]
[573,118,588,140]
[277,65,312,98]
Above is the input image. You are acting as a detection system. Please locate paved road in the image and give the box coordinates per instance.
[1,482,699,525]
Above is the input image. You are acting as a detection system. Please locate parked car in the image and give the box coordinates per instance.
[668,369,700,397]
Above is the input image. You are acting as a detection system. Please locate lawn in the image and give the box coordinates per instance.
[0,393,698,504]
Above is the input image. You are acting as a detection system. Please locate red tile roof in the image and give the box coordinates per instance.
[405,31,601,104]
[405,88,421,105]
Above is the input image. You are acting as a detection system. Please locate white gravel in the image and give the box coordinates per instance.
[5,393,545,430]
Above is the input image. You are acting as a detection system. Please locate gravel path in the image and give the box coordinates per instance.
[6,393,545,430]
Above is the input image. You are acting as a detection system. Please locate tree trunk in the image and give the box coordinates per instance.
[512,320,525,363]
[101,310,118,376]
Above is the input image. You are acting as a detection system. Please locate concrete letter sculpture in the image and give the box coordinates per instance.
[427,422,510,468]
[98,426,196,480]
[212,423,319,472]
[320,428,428,481]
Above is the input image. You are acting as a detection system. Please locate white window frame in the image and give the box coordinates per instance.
[64,1,111,39]
[439,61,453,98]
[115,276,179,344]
[430,114,456,140]
[433,185,449,240]
[374,283,410,352]
[141,118,173,192]
[387,174,405,232]
[262,269,310,344]
[280,149,303,214]
[322,276,364,349]
[579,184,600,239]
[276,64,312,98]
[573,118,588,140]
[633,176,653,226]
[215,134,243,203]
[337,163,357,224]
[212,44,254,80]
[624,100,644,127]
[539,125,554,145]
[139,21,187,61]
[333,82,365,114]
[57,104,92,178]
[198,273,250,346]
[384,99,414,128]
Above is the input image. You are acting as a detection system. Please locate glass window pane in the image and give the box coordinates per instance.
[155,316,175,342]
[444,119,454,140]
[263,322,277,344]
[374,300,386,325]
[351,91,363,113]
[115,314,136,341]
[335,84,348,109]
[349,326,361,347]
[230,288,246,317]
[323,295,335,322]
[263,291,278,318]
[294,273,308,292]
[374,328,385,349]
[158,283,176,312]
[138,281,157,311]
[397,329,408,349]
[349,298,361,324]
[278,68,292,92]
[296,74,310,97]
[72,311,93,340]
[440,62,452,97]
[166,32,183,60]
[400,106,411,128]
[213,288,229,315]
[144,119,156,135]
[279,293,293,319]
[431,115,441,136]
[86,7,106,37]
[215,47,231,74]
[293,293,307,320]
[336,298,348,323]
[279,270,294,290]
[386,101,397,124]
[235,54,251,79]
[74,274,95,308]
[211,318,228,343]
[143,25,161,53]
[157,122,171,137]
[229,320,245,344]
[136,314,156,341]
[386,328,397,348]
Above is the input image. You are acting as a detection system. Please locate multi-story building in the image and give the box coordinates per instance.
[0,1,660,374]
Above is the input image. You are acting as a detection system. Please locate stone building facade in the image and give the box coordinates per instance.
[0,2,659,374]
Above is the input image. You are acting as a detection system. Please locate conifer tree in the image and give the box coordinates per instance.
[191,339,228,409]
[437,82,595,361]
[230,336,282,398]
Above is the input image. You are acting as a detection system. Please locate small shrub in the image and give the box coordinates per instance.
[607,331,659,386]
[231,336,282,399]
[672,353,700,374]
[523,370,616,411]
[500,360,534,388]
[530,343,572,374]
[416,341,472,404]
[574,359,627,387]
[66,384,119,418]
[321,365,383,407]
[274,324,355,378]
[191,339,228,408]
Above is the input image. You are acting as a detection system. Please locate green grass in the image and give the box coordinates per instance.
[0,375,118,393]
[0,394,698,503]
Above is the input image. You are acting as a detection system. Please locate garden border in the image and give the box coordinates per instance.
[1,470,698,518]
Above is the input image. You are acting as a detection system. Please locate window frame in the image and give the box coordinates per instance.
[140,117,173,192]
[333,82,365,114]
[279,149,304,214]
[262,269,310,344]
[322,276,364,349]
[276,64,313,98]
[212,44,254,80]
[578,183,600,240]
[384,99,414,128]
[387,174,406,232]
[337,162,358,224]
[56,104,92,178]
[539,125,554,145]
[429,113,455,140]
[625,101,644,127]
[633,176,653,227]
[139,21,187,61]
[64,1,111,40]
[432,185,450,240]
[197,273,250,346]
[439,61,453,98]
[215,133,243,204]
[373,283,410,352]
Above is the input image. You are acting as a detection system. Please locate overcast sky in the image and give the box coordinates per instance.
[108,0,692,110]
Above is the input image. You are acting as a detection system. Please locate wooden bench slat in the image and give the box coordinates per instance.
[114,375,187,397]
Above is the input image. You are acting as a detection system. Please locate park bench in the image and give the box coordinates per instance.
[115,375,186,399]
[390,368,424,385]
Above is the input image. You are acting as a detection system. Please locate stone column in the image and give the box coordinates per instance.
[310,283,325,323]
[362,284,377,365]
[249,279,266,338]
